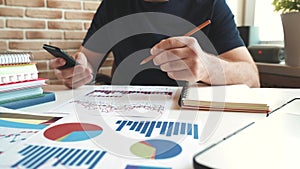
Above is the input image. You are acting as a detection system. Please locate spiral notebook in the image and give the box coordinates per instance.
[0,52,32,65]
[178,84,269,113]
[0,52,37,84]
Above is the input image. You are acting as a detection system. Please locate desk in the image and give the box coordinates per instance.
[256,62,300,88]
[2,85,300,169]
[193,99,300,169]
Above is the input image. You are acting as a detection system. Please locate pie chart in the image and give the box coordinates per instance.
[130,139,182,159]
[43,123,103,142]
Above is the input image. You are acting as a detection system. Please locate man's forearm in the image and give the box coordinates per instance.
[79,46,106,77]
[200,48,260,88]
[222,61,260,87]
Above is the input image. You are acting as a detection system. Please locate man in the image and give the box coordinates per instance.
[51,0,260,89]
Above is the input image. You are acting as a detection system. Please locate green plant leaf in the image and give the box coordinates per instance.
[272,0,300,13]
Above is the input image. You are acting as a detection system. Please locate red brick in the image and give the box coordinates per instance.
[84,22,91,30]
[98,67,112,77]
[47,0,81,9]
[0,7,24,17]
[38,70,58,80]
[84,1,101,11]
[26,31,63,39]
[49,41,81,50]
[48,21,82,30]
[0,41,7,50]
[31,51,54,60]
[0,20,4,28]
[26,9,62,19]
[6,0,45,7]
[9,41,45,50]
[36,61,49,71]
[102,58,114,67]
[7,19,45,29]
[64,31,86,40]
[65,11,94,20]
[47,79,64,85]
[65,49,78,56]
[0,30,24,39]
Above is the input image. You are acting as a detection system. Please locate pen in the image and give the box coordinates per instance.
[140,19,211,65]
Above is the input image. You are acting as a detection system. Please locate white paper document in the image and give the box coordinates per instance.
[47,85,179,118]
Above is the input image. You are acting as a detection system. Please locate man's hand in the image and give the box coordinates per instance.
[150,36,260,87]
[50,52,93,89]
[150,36,211,83]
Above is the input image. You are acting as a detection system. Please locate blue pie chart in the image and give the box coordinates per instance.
[130,139,182,159]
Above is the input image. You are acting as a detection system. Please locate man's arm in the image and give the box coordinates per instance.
[218,46,260,87]
[150,36,260,88]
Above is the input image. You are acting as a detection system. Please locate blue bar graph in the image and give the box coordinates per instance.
[156,121,162,128]
[160,122,168,135]
[130,122,139,130]
[166,122,174,137]
[173,122,180,135]
[187,124,192,135]
[116,120,127,131]
[180,123,186,135]
[145,121,156,137]
[141,121,150,134]
[135,121,144,131]
[11,145,106,169]
[115,120,199,139]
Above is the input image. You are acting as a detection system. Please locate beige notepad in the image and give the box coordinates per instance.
[179,84,269,113]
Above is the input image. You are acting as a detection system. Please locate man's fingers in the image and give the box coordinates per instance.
[153,46,196,65]
[167,70,198,82]
[60,68,93,89]
[151,36,198,55]
[74,52,88,65]
[64,73,93,89]
[160,59,189,72]
[55,65,86,79]
[152,48,182,65]
[50,58,66,69]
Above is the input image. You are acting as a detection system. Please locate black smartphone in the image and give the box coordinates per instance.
[43,44,78,69]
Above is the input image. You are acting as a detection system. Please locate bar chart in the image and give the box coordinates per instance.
[115,120,199,139]
[11,145,106,169]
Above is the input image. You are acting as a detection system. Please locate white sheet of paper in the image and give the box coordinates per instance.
[46,85,179,118]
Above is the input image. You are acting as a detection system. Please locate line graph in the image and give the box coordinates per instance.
[71,100,166,114]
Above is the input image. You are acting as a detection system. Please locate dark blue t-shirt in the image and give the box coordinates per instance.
[82,0,244,86]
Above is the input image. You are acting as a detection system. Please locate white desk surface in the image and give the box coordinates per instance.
[194,99,300,169]
[15,85,300,169]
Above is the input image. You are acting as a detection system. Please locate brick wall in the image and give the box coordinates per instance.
[0,0,113,85]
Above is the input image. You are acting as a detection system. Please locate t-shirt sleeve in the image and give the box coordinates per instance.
[208,0,245,55]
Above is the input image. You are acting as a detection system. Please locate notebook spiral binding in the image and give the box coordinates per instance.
[178,82,189,107]
[0,52,37,85]
[0,52,33,65]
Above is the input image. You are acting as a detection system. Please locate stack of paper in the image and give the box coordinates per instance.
[0,52,55,109]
